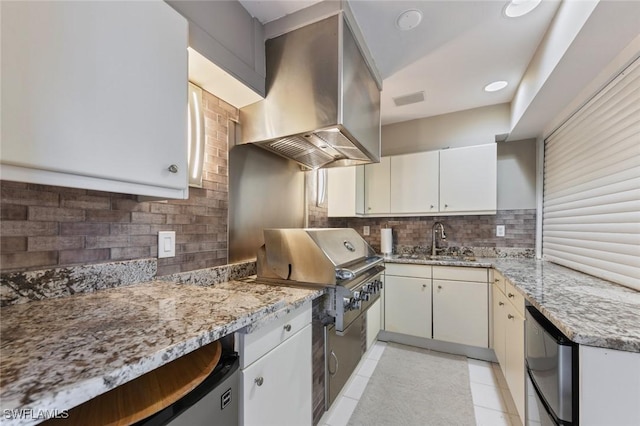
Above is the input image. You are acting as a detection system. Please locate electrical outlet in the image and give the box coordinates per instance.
[363,226,370,236]
[496,225,505,237]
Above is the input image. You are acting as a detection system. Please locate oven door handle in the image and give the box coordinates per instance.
[328,350,339,376]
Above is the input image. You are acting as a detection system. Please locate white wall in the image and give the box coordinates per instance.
[381,103,510,155]
[381,103,535,210]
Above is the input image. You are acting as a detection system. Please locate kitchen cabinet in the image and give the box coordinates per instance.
[236,303,312,425]
[440,144,497,213]
[364,156,391,214]
[1,1,189,199]
[384,264,432,339]
[366,275,384,349]
[327,166,365,217]
[492,270,525,424]
[166,0,266,97]
[390,151,439,214]
[432,266,489,347]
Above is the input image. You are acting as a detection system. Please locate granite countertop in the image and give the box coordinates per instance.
[384,255,640,353]
[0,280,323,424]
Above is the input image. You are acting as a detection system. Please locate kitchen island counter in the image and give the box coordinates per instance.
[384,255,640,353]
[0,280,323,424]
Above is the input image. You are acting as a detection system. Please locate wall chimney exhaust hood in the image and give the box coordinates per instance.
[237,13,381,170]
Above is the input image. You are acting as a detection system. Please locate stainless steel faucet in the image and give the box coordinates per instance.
[431,222,447,256]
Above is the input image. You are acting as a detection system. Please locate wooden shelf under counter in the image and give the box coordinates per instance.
[44,340,222,426]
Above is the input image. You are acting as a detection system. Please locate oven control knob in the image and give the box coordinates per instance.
[353,291,361,301]
[343,297,352,310]
[353,299,362,309]
[363,293,370,301]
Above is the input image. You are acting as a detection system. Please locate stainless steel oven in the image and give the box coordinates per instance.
[525,305,578,426]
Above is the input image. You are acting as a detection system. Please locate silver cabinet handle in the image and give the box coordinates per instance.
[168,164,179,173]
[499,301,504,306]
[284,324,292,332]
[255,377,264,386]
[508,314,514,320]
[328,350,339,376]
[508,293,515,298]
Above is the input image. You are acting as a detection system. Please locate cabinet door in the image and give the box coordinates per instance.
[439,144,496,213]
[390,151,439,213]
[366,298,382,349]
[433,280,488,347]
[505,306,525,422]
[384,275,431,338]
[1,1,188,198]
[328,166,364,217]
[492,286,508,375]
[364,156,390,214]
[240,324,312,426]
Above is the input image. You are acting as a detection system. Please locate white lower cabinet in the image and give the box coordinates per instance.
[432,266,489,347]
[384,263,432,338]
[433,278,488,347]
[236,303,312,426]
[492,271,525,424]
[385,275,432,338]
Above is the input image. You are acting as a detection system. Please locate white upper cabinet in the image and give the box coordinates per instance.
[364,156,391,214]
[328,166,365,217]
[1,1,189,199]
[390,151,439,214]
[439,144,497,213]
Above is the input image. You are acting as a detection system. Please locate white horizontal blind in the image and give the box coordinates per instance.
[543,57,640,291]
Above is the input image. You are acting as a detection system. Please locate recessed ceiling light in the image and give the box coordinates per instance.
[484,81,509,92]
[504,0,542,18]
[396,9,423,31]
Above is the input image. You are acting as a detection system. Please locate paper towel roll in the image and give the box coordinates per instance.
[381,228,393,255]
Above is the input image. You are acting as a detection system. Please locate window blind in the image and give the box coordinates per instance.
[543,56,640,291]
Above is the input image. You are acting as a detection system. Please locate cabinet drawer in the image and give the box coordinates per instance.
[493,270,506,294]
[385,263,431,278]
[237,302,311,368]
[433,266,487,282]
[505,280,525,317]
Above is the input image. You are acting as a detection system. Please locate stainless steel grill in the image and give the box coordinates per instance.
[256,228,384,333]
[256,228,385,412]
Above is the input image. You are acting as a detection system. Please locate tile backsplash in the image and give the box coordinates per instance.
[329,209,536,254]
[0,90,235,276]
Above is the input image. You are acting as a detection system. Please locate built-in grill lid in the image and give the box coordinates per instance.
[257,228,383,285]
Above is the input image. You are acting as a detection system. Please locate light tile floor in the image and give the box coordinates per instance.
[319,341,523,426]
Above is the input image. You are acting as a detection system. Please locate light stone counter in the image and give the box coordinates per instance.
[384,255,640,352]
[0,280,323,425]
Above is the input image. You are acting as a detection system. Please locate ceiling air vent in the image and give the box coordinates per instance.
[393,91,425,107]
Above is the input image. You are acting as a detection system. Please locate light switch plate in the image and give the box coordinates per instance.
[363,226,370,236]
[158,231,176,258]
[496,225,505,237]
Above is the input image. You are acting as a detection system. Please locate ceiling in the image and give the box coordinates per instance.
[239,0,561,126]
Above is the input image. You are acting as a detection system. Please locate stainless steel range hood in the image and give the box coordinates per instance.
[237,14,381,170]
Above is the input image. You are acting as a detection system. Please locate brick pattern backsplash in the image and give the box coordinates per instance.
[329,209,536,253]
[0,90,235,276]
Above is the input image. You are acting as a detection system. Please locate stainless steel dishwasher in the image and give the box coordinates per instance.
[525,305,579,426]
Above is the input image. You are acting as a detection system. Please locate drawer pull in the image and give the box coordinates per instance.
[494,278,500,282]
[508,314,514,320]
[422,284,427,288]
[437,285,442,290]
[499,301,504,306]
[255,377,264,386]
[508,293,515,298]
[284,324,292,332]
[168,164,179,173]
